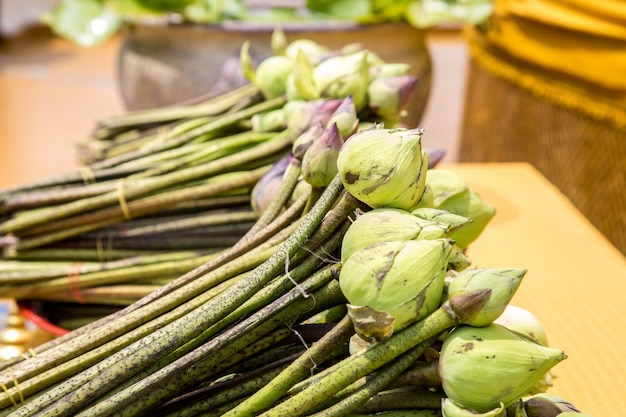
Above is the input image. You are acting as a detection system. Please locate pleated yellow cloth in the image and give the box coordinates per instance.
[465,0,626,129]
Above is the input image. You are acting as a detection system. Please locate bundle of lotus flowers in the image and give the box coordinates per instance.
[0,31,437,330]
[0,33,591,416]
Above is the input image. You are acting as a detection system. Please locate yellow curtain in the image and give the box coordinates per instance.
[465,0,626,128]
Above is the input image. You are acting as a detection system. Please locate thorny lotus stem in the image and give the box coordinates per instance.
[0,175,345,416]
[309,337,438,417]
[1,131,290,235]
[75,271,345,417]
[95,83,261,133]
[260,290,491,417]
[224,314,355,417]
[0,165,309,375]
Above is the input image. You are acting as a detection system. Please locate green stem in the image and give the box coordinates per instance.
[77,280,346,417]
[1,175,345,416]
[1,130,289,235]
[309,337,438,417]
[258,298,471,417]
[95,84,260,132]
[225,314,355,417]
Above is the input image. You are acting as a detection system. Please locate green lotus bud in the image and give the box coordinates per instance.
[325,95,358,140]
[367,75,418,126]
[522,393,581,417]
[251,108,286,132]
[439,324,567,412]
[447,268,526,327]
[427,169,495,249]
[301,123,343,188]
[340,208,450,263]
[447,244,471,272]
[313,50,372,110]
[285,38,330,65]
[370,62,411,80]
[339,239,452,332]
[410,185,435,209]
[494,305,549,346]
[255,54,294,99]
[270,27,287,55]
[411,208,472,235]
[442,398,506,417]
[337,127,428,210]
[292,49,319,101]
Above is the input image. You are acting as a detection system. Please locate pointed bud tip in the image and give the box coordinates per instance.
[449,288,492,324]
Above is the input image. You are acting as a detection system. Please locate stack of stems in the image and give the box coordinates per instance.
[0,84,295,321]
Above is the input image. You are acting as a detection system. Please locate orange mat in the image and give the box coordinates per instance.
[447,162,626,417]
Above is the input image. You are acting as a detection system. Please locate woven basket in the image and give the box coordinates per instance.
[459,27,626,256]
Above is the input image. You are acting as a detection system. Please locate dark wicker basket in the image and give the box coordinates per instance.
[459,28,626,256]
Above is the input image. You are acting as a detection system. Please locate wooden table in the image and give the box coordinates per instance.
[2,25,625,417]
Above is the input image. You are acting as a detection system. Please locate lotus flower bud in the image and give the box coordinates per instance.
[447,268,526,327]
[251,108,286,132]
[337,127,428,210]
[325,95,358,139]
[439,324,567,412]
[370,62,411,80]
[442,398,507,417]
[411,208,472,235]
[367,75,418,126]
[340,208,450,263]
[447,244,471,272]
[292,122,324,161]
[339,239,452,332]
[313,50,372,110]
[285,38,330,65]
[494,305,549,346]
[254,54,294,99]
[426,148,447,168]
[251,153,293,215]
[426,169,495,249]
[521,393,582,417]
[410,185,435,209]
[287,99,342,143]
[301,123,343,188]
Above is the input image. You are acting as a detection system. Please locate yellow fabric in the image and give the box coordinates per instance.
[464,0,626,129]
[474,0,626,92]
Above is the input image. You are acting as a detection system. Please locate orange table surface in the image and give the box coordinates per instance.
[2,26,626,417]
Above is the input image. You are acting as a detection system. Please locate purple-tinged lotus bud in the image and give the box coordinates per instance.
[447,268,526,327]
[442,398,506,417]
[325,95,359,139]
[301,123,344,188]
[251,153,293,215]
[337,127,428,210]
[292,122,324,161]
[521,393,582,417]
[287,99,342,142]
[426,148,447,168]
[339,238,452,332]
[439,324,567,413]
[367,75,418,126]
[494,305,549,346]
